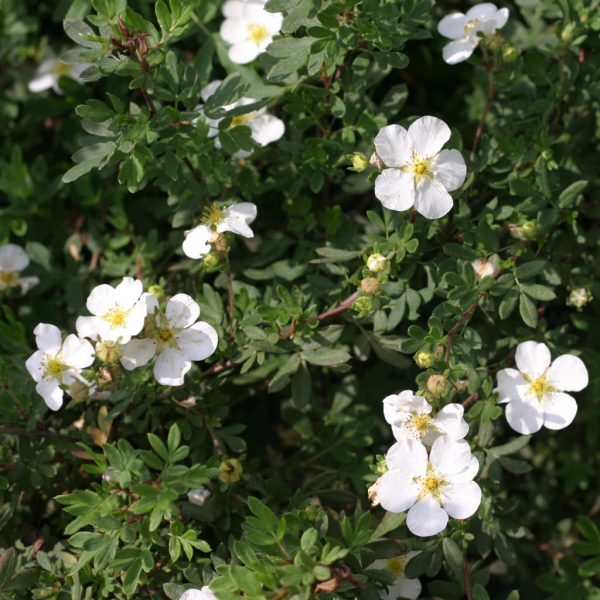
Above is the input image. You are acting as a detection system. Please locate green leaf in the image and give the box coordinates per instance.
[519,293,538,328]
[291,362,311,408]
[369,512,406,541]
[147,433,169,461]
[63,19,102,48]
[487,436,531,458]
[167,424,181,455]
[521,283,556,301]
[558,180,587,208]
[579,556,600,577]
[300,528,318,553]
[247,497,278,532]
[155,0,171,33]
[302,348,351,367]
[442,538,463,579]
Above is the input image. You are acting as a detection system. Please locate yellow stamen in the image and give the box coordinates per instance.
[0,271,18,286]
[402,153,433,182]
[464,19,480,34]
[524,373,555,400]
[415,463,447,503]
[159,328,173,342]
[247,23,270,45]
[410,413,433,436]
[103,306,127,329]
[202,204,224,226]
[231,113,254,127]
[45,357,65,380]
[52,62,72,76]
[387,556,408,577]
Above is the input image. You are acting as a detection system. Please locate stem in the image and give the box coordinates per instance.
[201,413,224,457]
[225,267,236,340]
[140,85,157,117]
[471,64,495,156]
[317,291,360,321]
[183,157,203,184]
[463,554,474,600]
[203,359,234,378]
[462,392,479,408]
[445,293,484,363]
[0,427,78,442]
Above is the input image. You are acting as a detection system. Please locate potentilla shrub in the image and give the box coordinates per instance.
[0,0,598,598]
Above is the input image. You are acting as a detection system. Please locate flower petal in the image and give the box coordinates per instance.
[28,72,57,93]
[175,321,219,361]
[374,125,412,168]
[437,13,469,39]
[18,276,39,294]
[182,225,213,259]
[432,149,467,192]
[250,114,285,146]
[383,390,430,425]
[515,341,551,378]
[433,403,469,440]
[154,347,191,386]
[414,178,453,219]
[0,244,29,271]
[86,284,117,316]
[219,203,257,238]
[374,169,416,212]
[75,316,104,341]
[115,277,143,311]
[492,7,510,30]
[385,439,428,476]
[430,436,474,478]
[228,41,260,64]
[441,481,482,519]
[393,578,422,600]
[61,335,94,369]
[466,3,500,21]
[33,323,62,353]
[25,350,45,382]
[442,39,477,65]
[166,294,201,329]
[406,496,448,537]
[542,392,578,430]
[120,338,157,370]
[376,470,421,514]
[36,379,64,411]
[219,17,248,44]
[408,116,451,158]
[547,354,588,392]
[495,368,526,403]
[505,398,543,434]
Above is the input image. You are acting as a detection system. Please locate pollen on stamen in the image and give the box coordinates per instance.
[247,23,269,45]
[202,204,224,226]
[103,307,127,329]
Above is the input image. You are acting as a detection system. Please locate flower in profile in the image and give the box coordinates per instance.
[120,293,218,386]
[437,3,509,65]
[377,436,481,537]
[496,341,588,434]
[196,80,285,157]
[371,553,422,600]
[567,287,592,311]
[179,586,218,600]
[220,0,283,64]
[383,390,468,445]
[373,116,466,219]
[188,487,211,506]
[182,202,257,260]
[28,58,90,94]
[0,244,39,294]
[25,324,94,410]
[472,255,500,280]
[76,278,147,344]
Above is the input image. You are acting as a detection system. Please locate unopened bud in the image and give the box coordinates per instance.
[218,458,243,483]
[353,295,374,313]
[427,374,448,397]
[561,23,576,44]
[367,253,387,273]
[415,351,434,369]
[68,379,92,403]
[361,277,381,296]
[502,44,519,63]
[472,256,500,280]
[368,479,380,507]
[96,340,121,363]
[521,220,539,240]
[202,253,220,272]
[567,287,592,311]
[212,234,229,254]
[147,284,164,300]
[350,153,370,172]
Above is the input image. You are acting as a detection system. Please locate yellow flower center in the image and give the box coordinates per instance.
[231,113,255,127]
[202,204,224,226]
[247,23,270,45]
[52,62,73,76]
[415,463,447,503]
[159,328,173,342]
[403,153,433,183]
[103,306,128,329]
[387,556,408,577]
[464,19,480,34]
[45,356,65,380]
[0,271,18,286]
[524,373,555,400]
[409,413,433,436]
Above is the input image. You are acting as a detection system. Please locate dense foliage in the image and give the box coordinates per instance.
[0,0,599,598]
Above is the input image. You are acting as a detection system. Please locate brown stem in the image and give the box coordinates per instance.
[471,65,495,156]
[445,293,484,363]
[463,555,473,600]
[140,85,157,116]
[462,392,479,408]
[317,291,360,321]
[183,157,203,184]
[201,413,224,457]
[0,427,78,442]
[203,359,234,378]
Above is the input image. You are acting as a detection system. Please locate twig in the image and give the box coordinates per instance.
[183,157,203,184]
[140,86,157,116]
[462,392,479,408]
[201,413,224,457]
[0,427,78,442]
[463,554,473,600]
[471,64,495,156]
[203,360,234,378]
[445,293,484,363]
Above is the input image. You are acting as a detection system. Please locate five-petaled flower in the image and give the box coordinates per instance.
[182,202,257,260]
[496,341,588,435]
[179,586,218,600]
[371,552,422,600]
[28,58,90,94]
[437,3,509,65]
[377,436,481,537]
[0,244,39,294]
[383,390,468,445]
[373,116,467,219]
[120,293,218,386]
[219,0,283,64]
[25,323,94,410]
[76,277,148,344]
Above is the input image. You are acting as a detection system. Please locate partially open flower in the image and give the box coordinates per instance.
[472,255,500,280]
[219,457,243,483]
[188,487,211,506]
[567,287,592,311]
[0,244,39,294]
[367,253,387,273]
[371,553,422,600]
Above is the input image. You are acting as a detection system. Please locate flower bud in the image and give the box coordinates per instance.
[95,340,121,363]
[368,479,380,507]
[502,44,519,63]
[202,253,220,272]
[188,487,211,506]
[567,287,592,311]
[427,374,448,397]
[367,253,386,273]
[471,255,500,280]
[68,379,92,403]
[147,284,164,299]
[361,277,381,296]
[218,458,243,483]
[212,234,230,254]
[560,23,576,44]
[350,153,370,172]
[353,295,374,313]
[521,220,539,240]
[415,351,434,369]
[369,152,386,170]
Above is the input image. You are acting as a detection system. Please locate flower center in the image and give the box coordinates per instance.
[464,18,480,35]
[44,356,66,380]
[231,113,255,127]
[415,463,447,503]
[526,373,554,400]
[409,413,433,435]
[52,62,73,76]
[103,306,128,329]
[0,271,18,286]
[202,204,224,226]
[387,556,408,577]
[403,154,433,183]
[247,23,270,45]
[159,328,173,342]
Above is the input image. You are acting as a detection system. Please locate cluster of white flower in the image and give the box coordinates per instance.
[0,244,39,294]
[179,586,218,600]
[26,277,218,410]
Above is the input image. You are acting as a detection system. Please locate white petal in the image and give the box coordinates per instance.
[430,436,474,478]
[250,114,285,146]
[374,125,412,168]
[36,379,64,411]
[220,17,248,44]
[201,79,223,103]
[166,294,201,329]
[33,323,62,353]
[433,403,469,440]
[385,440,428,475]
[376,470,420,514]
[18,276,39,294]
[124,301,148,340]
[496,368,526,403]
[408,116,451,158]
[466,3,500,21]
[542,392,578,430]
[0,244,29,271]
[28,72,57,93]
[432,149,467,192]
[175,322,219,361]
[442,40,477,65]
[505,398,543,434]
[142,292,159,314]
[222,0,245,18]
[437,13,469,39]
[492,7,510,30]
[61,335,94,369]
[441,481,481,519]
[115,277,143,311]
[383,390,430,425]
[547,354,588,392]
[394,578,422,600]
[182,225,213,259]
[75,316,103,341]
[374,169,416,212]
[120,338,157,370]
[228,41,261,64]
[86,284,117,316]
[219,202,257,238]
[406,496,448,537]
[413,178,453,219]
[515,341,551,378]
[25,350,45,382]
[154,347,191,386]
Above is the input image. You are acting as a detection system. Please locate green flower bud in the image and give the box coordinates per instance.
[219,458,243,483]
[521,220,539,240]
[415,351,434,369]
[350,153,370,172]
[96,340,121,363]
[353,295,374,313]
[202,253,221,272]
[502,44,519,63]
[367,253,387,273]
[147,284,164,299]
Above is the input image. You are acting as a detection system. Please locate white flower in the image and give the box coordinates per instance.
[496,341,588,435]
[120,293,218,386]
[182,202,257,260]
[220,0,283,64]
[180,586,218,600]
[372,553,422,600]
[76,277,147,344]
[28,58,90,94]
[471,255,500,280]
[437,3,509,65]
[567,287,592,311]
[383,391,468,445]
[377,436,481,537]
[367,253,387,273]
[373,116,466,219]
[25,323,94,411]
[196,80,285,157]
[0,244,39,294]
[188,487,211,506]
